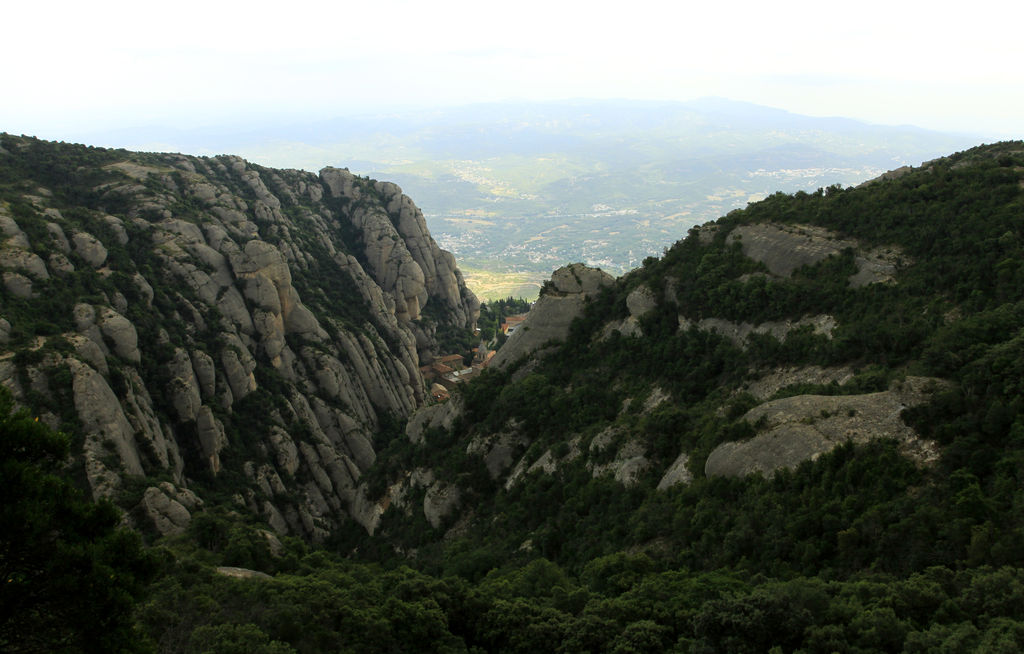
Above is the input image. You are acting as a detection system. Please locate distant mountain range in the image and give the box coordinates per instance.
[77,99,984,299]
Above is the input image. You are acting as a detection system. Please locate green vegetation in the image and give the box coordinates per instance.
[477,296,531,344]
[135,521,1024,653]
[0,390,155,653]
[6,134,1024,651]
[308,141,1024,651]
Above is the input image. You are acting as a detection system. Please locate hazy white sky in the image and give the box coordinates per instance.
[4,0,1023,140]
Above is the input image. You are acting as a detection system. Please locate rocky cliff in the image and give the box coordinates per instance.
[375,153,995,541]
[0,135,477,540]
[490,263,614,370]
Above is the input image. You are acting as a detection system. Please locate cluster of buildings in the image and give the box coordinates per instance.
[420,345,493,402]
[420,312,528,402]
[500,314,527,337]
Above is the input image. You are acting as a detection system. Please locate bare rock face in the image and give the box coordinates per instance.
[137,482,201,536]
[423,480,461,529]
[66,333,108,375]
[705,377,946,479]
[190,350,217,399]
[679,315,837,347]
[727,223,903,287]
[589,436,650,487]
[3,272,34,298]
[468,425,529,480]
[0,138,485,542]
[657,452,693,490]
[167,348,201,422]
[71,231,108,267]
[600,317,643,340]
[599,284,658,339]
[740,366,856,401]
[491,263,615,369]
[269,426,300,476]
[626,284,658,317]
[215,566,272,580]
[67,358,145,498]
[406,397,464,444]
[46,222,71,252]
[504,436,584,490]
[0,212,29,248]
[138,486,193,536]
[196,406,228,474]
[98,307,141,363]
[0,248,49,280]
[320,167,479,331]
[220,334,257,402]
[48,252,74,275]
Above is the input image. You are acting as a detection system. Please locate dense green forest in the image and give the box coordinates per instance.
[5,140,1024,652]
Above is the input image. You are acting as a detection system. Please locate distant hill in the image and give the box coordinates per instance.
[77,99,982,299]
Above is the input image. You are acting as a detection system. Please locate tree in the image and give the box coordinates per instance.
[0,390,155,653]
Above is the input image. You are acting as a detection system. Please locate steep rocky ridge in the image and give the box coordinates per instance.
[6,136,1024,579]
[364,150,1013,546]
[0,135,477,540]
[489,263,614,370]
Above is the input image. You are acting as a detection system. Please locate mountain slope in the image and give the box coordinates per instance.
[359,141,1024,578]
[0,134,477,540]
[6,136,1024,652]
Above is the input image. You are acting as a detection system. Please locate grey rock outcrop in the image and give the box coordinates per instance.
[0,138,479,540]
[705,377,946,479]
[657,452,693,490]
[98,307,141,363]
[626,284,658,317]
[68,358,145,498]
[468,424,529,480]
[0,212,29,248]
[679,315,837,347]
[590,436,650,487]
[727,223,903,287]
[740,366,856,401]
[491,264,614,368]
[601,284,657,339]
[71,231,108,267]
[196,406,228,474]
[406,397,464,444]
[0,248,49,280]
[138,486,193,536]
[3,272,34,298]
[215,567,273,580]
[167,348,201,422]
[504,436,584,490]
[424,480,461,530]
[320,168,479,333]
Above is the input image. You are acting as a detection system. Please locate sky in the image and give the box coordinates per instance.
[4,0,1023,144]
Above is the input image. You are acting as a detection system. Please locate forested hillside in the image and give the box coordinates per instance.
[5,138,1024,652]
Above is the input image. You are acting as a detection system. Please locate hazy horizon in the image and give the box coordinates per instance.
[6,97,990,178]
[4,0,1023,152]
